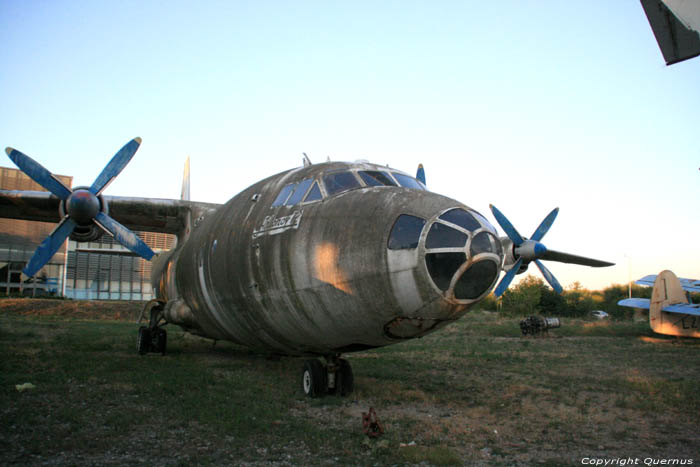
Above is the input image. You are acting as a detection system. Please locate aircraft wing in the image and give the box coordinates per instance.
[640,0,700,65]
[618,298,652,309]
[634,274,700,293]
[0,189,221,237]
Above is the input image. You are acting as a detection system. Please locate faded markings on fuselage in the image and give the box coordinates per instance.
[252,210,303,239]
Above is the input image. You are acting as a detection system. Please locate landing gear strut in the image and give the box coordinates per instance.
[136,299,167,355]
[301,355,354,398]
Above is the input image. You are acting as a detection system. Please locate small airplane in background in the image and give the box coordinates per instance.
[1,138,613,397]
[619,270,700,338]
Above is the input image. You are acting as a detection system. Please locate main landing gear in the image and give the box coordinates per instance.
[136,299,168,355]
[301,355,354,398]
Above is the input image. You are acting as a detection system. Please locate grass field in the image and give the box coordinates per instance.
[1,299,699,466]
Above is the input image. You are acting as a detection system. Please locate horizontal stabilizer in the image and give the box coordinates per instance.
[618,298,651,309]
[662,303,700,316]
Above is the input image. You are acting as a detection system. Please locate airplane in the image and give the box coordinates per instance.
[618,270,700,338]
[1,138,614,397]
[640,0,700,65]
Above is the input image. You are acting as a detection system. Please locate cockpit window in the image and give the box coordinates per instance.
[285,178,313,205]
[453,261,498,299]
[388,215,426,250]
[392,173,426,190]
[323,172,361,196]
[439,208,481,231]
[359,171,398,187]
[425,223,468,249]
[303,182,322,203]
[271,183,295,207]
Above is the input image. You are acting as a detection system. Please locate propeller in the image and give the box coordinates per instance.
[489,204,613,297]
[5,138,155,277]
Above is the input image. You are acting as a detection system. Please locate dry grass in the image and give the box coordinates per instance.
[1,302,699,465]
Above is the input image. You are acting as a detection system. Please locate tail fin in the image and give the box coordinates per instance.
[650,270,691,336]
[181,156,190,201]
[416,164,426,186]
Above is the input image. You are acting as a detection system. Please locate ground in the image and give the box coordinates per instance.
[1,298,698,466]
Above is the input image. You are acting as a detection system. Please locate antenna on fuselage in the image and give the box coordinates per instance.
[303,152,312,167]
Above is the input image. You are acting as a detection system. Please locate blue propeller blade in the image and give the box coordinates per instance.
[89,137,142,195]
[530,207,559,242]
[416,164,426,186]
[534,259,563,294]
[23,217,76,277]
[494,258,523,297]
[94,212,154,260]
[5,148,72,200]
[489,205,524,246]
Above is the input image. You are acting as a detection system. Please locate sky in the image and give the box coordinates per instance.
[1,1,698,291]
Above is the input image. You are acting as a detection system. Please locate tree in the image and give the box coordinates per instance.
[501,275,544,316]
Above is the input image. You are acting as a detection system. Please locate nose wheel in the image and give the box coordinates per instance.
[301,356,354,398]
[136,299,168,356]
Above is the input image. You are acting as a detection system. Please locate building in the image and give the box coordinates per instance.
[0,166,175,300]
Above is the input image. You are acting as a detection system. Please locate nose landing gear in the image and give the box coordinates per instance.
[136,299,168,355]
[301,355,354,398]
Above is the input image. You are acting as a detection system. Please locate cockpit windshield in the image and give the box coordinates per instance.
[272,167,427,209]
[323,172,361,196]
[359,171,397,187]
[392,173,426,190]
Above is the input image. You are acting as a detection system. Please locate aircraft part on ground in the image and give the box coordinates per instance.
[519,316,561,336]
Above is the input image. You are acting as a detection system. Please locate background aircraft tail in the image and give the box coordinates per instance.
[649,270,697,336]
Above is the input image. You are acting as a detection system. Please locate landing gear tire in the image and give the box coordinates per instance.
[302,359,327,398]
[137,326,151,355]
[153,328,167,355]
[136,301,168,356]
[336,358,354,397]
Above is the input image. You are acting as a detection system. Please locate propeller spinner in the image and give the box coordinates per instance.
[489,205,613,297]
[5,138,155,277]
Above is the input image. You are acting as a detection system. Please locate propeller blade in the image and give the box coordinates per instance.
[489,205,524,246]
[534,260,563,294]
[494,258,523,297]
[541,249,614,267]
[5,148,72,200]
[89,137,142,195]
[23,217,76,277]
[94,212,154,260]
[530,207,559,242]
[416,164,426,186]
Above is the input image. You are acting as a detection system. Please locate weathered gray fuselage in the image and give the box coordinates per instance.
[155,162,504,355]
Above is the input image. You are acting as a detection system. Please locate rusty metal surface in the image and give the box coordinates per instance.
[156,161,503,355]
[362,407,383,438]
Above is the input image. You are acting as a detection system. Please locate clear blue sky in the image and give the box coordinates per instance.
[1,1,698,291]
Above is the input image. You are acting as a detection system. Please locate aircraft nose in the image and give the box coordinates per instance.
[422,207,503,302]
[387,207,502,305]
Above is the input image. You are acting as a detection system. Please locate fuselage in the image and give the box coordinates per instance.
[154,161,504,355]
